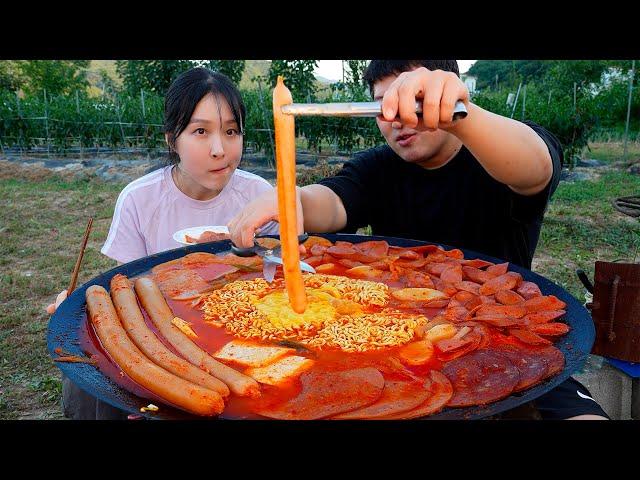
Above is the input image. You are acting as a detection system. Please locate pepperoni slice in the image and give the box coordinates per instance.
[332,379,432,419]
[309,244,329,257]
[440,265,463,284]
[485,262,509,277]
[523,310,566,325]
[460,258,494,269]
[462,266,491,284]
[495,289,525,305]
[523,295,567,313]
[472,314,523,328]
[354,240,389,259]
[442,349,520,407]
[528,322,570,336]
[455,281,481,295]
[516,281,543,299]
[381,371,454,419]
[388,247,421,260]
[493,345,549,392]
[475,304,527,318]
[254,368,385,420]
[479,272,522,296]
[509,328,553,346]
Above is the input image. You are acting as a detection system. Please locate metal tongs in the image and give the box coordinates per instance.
[231,234,316,283]
[281,100,468,120]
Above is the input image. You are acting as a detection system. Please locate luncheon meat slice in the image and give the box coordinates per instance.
[153,269,211,300]
[442,349,520,407]
[538,345,565,378]
[181,253,239,281]
[493,345,549,392]
[332,379,431,419]
[381,371,453,419]
[253,368,384,420]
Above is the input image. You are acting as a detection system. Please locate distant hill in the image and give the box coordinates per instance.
[86,60,121,96]
[86,60,336,95]
[239,60,271,89]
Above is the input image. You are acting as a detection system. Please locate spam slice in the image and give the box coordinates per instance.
[245,355,315,386]
[213,340,294,368]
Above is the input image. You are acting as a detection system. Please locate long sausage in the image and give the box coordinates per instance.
[134,277,261,398]
[110,274,230,397]
[85,285,224,416]
[273,76,307,313]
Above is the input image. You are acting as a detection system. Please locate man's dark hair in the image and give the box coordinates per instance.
[164,67,246,164]
[363,60,460,97]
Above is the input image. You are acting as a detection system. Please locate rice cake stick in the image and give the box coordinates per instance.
[273,76,307,313]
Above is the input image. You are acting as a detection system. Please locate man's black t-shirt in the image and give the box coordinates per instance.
[318,121,563,269]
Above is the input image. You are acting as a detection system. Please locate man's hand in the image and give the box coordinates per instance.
[380,67,469,131]
[228,188,304,248]
[45,289,68,315]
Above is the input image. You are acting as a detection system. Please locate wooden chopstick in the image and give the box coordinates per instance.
[67,217,93,295]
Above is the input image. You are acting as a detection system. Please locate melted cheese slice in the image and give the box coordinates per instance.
[213,340,294,368]
[245,355,315,386]
[254,288,360,329]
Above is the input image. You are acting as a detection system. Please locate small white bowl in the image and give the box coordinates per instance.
[173,225,230,246]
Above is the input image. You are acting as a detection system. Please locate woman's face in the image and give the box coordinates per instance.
[171,93,243,196]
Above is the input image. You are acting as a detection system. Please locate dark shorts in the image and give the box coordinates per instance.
[62,374,128,420]
[496,377,610,420]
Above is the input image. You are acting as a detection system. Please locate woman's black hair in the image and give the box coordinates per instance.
[363,60,460,97]
[164,67,246,164]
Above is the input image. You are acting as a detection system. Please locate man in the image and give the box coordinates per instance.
[229,60,608,420]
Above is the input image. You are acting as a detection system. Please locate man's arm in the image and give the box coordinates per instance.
[446,103,554,196]
[381,68,554,196]
[300,184,347,233]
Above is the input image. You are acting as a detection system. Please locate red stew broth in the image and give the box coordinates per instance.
[80,254,540,419]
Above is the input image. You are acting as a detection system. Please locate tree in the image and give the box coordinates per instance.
[207,60,246,84]
[17,60,90,96]
[115,60,194,95]
[330,60,370,101]
[0,61,23,91]
[268,60,319,102]
[542,60,624,95]
[467,60,553,90]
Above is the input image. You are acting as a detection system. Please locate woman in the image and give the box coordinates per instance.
[47,67,276,419]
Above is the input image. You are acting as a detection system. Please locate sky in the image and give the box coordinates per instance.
[314,60,476,81]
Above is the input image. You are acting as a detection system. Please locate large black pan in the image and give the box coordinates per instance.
[47,233,595,420]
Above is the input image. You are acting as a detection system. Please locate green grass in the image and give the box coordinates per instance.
[535,155,640,299]
[0,173,122,419]
[585,141,640,163]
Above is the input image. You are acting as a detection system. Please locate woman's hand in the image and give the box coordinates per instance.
[45,289,68,315]
[228,189,304,248]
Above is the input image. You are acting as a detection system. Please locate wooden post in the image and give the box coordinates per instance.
[623,60,636,161]
[256,76,275,168]
[573,82,577,112]
[16,91,23,156]
[548,90,552,105]
[522,84,527,120]
[44,89,50,156]
[140,89,146,118]
[510,82,522,118]
[115,94,127,148]
[75,90,80,114]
